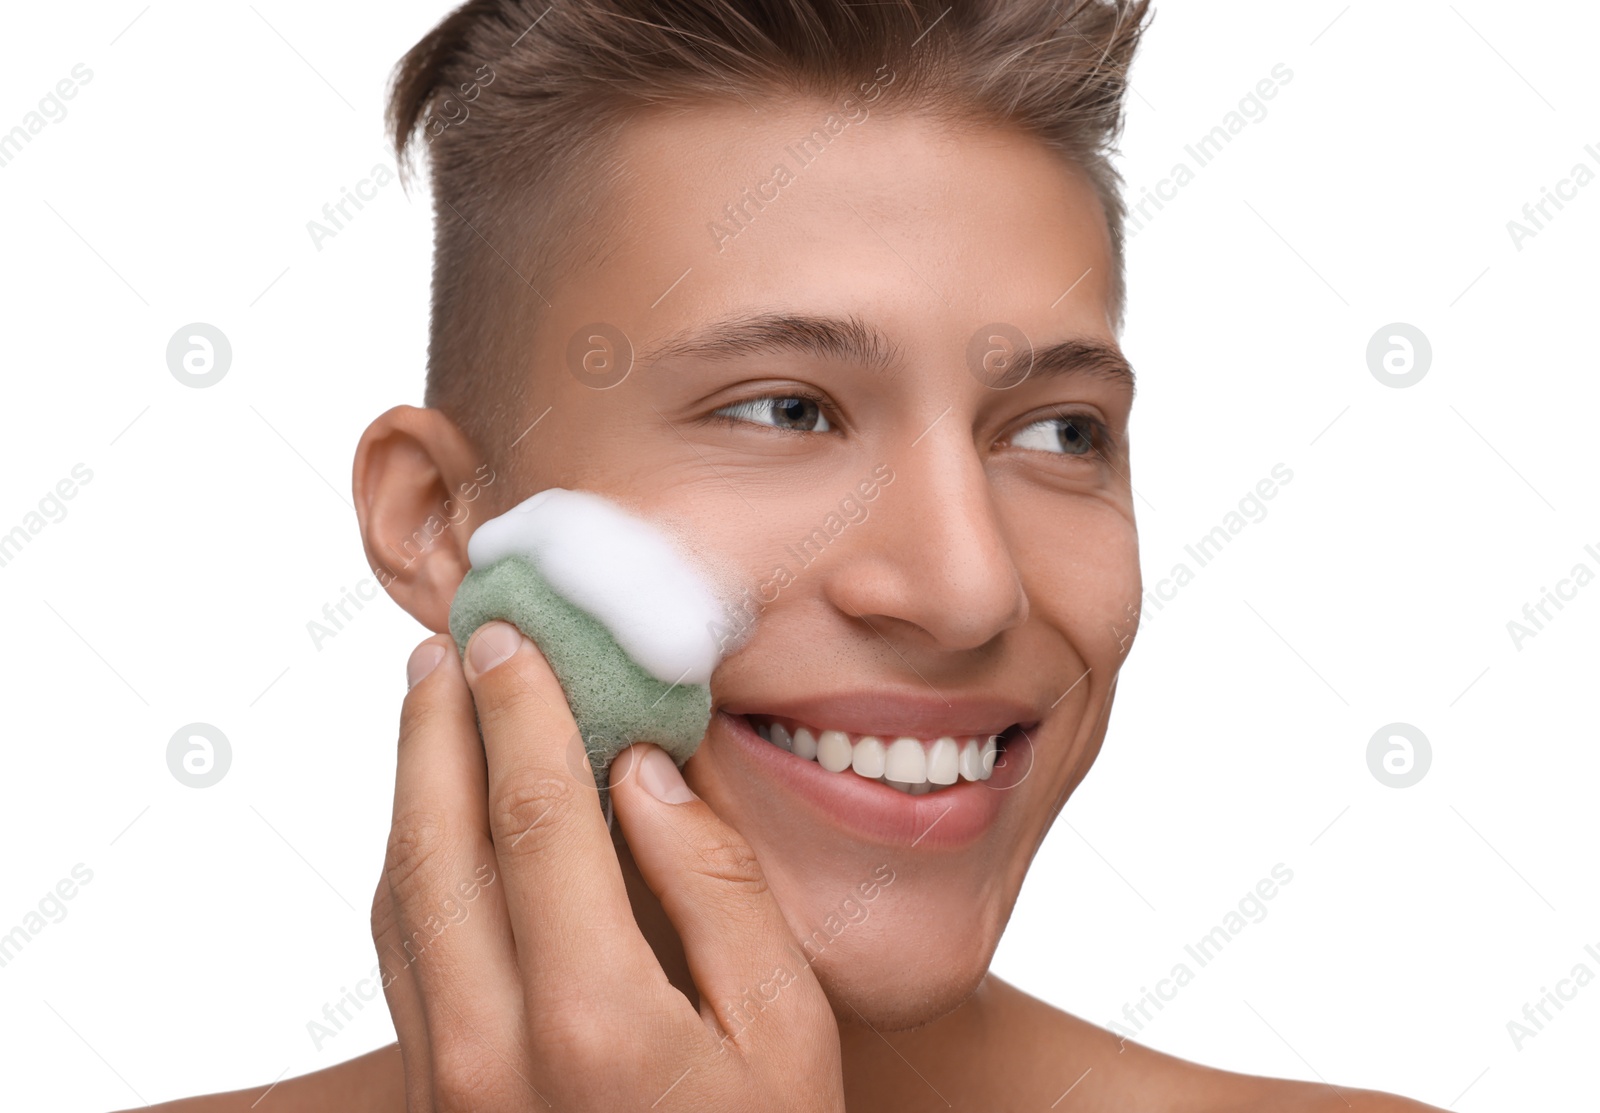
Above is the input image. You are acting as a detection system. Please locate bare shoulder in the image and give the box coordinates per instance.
[115,1043,404,1113]
[983,974,1448,1113]
[1224,1077,1452,1113]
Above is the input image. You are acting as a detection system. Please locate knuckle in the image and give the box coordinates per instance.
[368,884,409,987]
[431,1041,515,1113]
[689,833,768,896]
[369,881,394,945]
[398,692,455,751]
[529,995,618,1070]
[474,668,553,733]
[489,773,583,852]
[383,810,457,902]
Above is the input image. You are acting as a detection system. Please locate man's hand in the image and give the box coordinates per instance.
[371,622,845,1111]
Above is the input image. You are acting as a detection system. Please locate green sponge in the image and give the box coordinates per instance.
[449,556,712,819]
[446,488,732,823]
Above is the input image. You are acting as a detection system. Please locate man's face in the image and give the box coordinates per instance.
[506,99,1140,1029]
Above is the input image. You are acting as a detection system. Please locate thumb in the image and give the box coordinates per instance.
[608,744,834,1057]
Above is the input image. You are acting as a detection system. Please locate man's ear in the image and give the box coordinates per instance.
[352,404,492,634]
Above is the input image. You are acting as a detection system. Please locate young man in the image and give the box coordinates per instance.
[139,1,1445,1108]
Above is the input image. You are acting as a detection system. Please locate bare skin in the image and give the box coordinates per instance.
[129,100,1447,1111]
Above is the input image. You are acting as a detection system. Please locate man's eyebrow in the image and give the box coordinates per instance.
[642,312,902,374]
[1024,335,1137,396]
[641,311,1134,393]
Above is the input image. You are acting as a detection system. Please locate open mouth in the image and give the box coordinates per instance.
[741,715,1024,795]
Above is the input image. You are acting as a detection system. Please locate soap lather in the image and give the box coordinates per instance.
[447,488,733,824]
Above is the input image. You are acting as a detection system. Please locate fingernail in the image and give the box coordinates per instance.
[406,641,446,689]
[468,620,525,676]
[638,746,696,805]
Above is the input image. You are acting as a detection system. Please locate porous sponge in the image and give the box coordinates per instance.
[447,489,728,820]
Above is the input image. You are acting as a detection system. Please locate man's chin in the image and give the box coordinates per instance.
[812,943,994,1034]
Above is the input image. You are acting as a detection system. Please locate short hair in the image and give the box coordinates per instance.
[388,0,1152,464]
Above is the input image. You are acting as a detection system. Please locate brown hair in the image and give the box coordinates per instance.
[388,0,1152,461]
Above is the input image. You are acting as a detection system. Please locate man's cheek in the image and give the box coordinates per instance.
[1063,528,1142,663]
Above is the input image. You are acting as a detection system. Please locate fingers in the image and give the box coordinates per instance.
[386,635,524,1057]
[460,621,664,1011]
[371,880,435,1110]
[609,743,835,1062]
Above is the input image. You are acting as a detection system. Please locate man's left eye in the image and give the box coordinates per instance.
[1010,414,1102,456]
[715,396,833,433]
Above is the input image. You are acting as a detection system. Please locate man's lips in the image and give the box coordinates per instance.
[716,688,1041,740]
[707,710,1029,848]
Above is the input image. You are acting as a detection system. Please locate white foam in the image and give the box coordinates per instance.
[466,488,726,686]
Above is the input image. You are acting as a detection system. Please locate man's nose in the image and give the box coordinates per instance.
[822,435,1028,651]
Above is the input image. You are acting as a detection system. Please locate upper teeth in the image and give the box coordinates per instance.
[753,719,1002,792]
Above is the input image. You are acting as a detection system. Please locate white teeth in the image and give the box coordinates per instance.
[884,737,927,783]
[792,726,818,761]
[981,734,1000,776]
[927,737,960,785]
[754,718,1008,790]
[959,738,985,782]
[851,735,886,779]
[817,729,853,773]
[884,778,934,795]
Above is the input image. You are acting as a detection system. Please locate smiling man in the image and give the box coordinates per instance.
[135,1,1446,1110]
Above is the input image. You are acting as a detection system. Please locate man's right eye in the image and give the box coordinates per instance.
[713,395,834,433]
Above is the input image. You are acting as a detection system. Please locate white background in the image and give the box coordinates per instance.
[0,2,1594,1109]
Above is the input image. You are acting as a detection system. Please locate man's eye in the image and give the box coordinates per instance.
[714,396,833,432]
[1010,413,1103,456]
